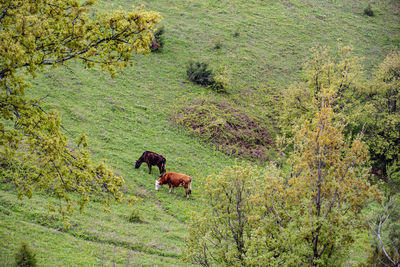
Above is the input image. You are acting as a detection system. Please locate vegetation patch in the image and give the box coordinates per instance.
[15,241,37,267]
[173,97,275,161]
[150,26,165,52]
[186,61,230,92]
[364,4,374,17]
[127,208,145,223]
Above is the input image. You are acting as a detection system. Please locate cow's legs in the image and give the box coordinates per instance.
[185,188,189,199]
[158,165,163,174]
[168,184,172,193]
[147,163,152,174]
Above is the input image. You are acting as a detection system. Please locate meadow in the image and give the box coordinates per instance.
[1,0,399,265]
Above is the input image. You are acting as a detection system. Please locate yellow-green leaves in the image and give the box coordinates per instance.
[185,97,380,266]
[283,97,379,265]
[278,45,362,138]
[0,0,161,220]
[183,165,263,266]
[360,50,400,195]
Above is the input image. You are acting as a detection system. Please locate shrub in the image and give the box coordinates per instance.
[150,26,165,52]
[364,4,374,17]
[127,208,144,223]
[15,241,37,267]
[212,65,230,93]
[186,61,230,92]
[186,61,215,86]
[173,97,275,161]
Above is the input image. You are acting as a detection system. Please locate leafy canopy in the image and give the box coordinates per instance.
[0,0,161,218]
[277,45,362,138]
[183,165,262,266]
[184,94,380,266]
[362,50,400,194]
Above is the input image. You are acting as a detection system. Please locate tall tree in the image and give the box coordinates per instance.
[362,50,400,194]
[249,95,380,266]
[184,94,380,266]
[277,45,362,138]
[183,165,262,266]
[0,0,161,216]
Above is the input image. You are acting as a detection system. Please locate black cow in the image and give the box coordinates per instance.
[135,151,166,174]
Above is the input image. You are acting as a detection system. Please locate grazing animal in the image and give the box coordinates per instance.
[135,151,166,174]
[155,172,192,199]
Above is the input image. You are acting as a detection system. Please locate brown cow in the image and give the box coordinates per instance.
[135,151,166,174]
[155,172,192,199]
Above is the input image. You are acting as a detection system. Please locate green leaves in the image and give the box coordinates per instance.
[183,165,262,266]
[185,96,380,266]
[0,0,161,219]
[361,51,400,194]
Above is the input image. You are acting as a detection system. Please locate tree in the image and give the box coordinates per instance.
[249,95,380,266]
[183,165,262,266]
[361,50,400,195]
[184,95,380,266]
[0,0,161,217]
[277,45,362,138]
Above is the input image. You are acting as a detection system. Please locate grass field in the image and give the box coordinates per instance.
[1,0,399,265]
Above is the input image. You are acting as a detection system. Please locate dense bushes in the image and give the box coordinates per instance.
[186,61,229,92]
[173,97,274,161]
[186,61,215,86]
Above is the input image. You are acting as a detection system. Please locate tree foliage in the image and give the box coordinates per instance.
[249,96,380,266]
[277,45,362,138]
[361,50,400,194]
[277,45,400,195]
[0,0,161,217]
[184,96,380,266]
[183,165,261,266]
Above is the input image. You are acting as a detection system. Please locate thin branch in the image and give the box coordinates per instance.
[376,214,397,266]
[51,159,67,188]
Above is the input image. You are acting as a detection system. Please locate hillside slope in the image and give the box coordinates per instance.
[1,0,399,265]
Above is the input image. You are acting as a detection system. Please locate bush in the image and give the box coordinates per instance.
[364,4,374,17]
[150,26,165,52]
[127,208,144,223]
[186,61,215,86]
[186,61,229,92]
[212,65,230,93]
[15,241,37,267]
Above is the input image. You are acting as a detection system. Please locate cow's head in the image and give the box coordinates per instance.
[135,160,141,169]
[155,179,161,191]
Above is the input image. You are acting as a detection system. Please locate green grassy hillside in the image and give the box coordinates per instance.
[1,0,399,265]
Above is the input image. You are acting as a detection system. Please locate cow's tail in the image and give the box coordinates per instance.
[189,179,192,195]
